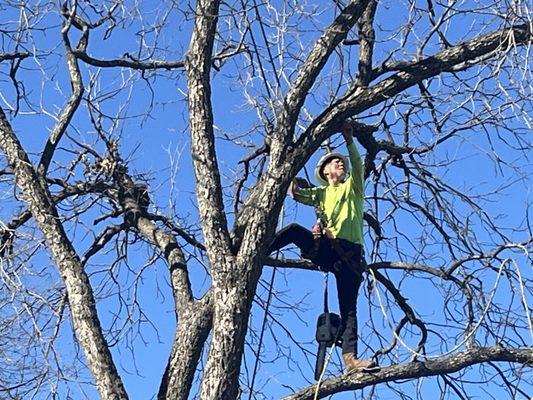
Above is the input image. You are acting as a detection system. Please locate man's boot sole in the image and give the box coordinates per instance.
[358,365,381,372]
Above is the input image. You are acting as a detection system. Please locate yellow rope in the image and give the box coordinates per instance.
[510,247,533,342]
[313,342,336,400]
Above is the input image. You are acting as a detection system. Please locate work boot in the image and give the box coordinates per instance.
[342,353,379,373]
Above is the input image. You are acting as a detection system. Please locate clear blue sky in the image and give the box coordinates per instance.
[1,1,531,399]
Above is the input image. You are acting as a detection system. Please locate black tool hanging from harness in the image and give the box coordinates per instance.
[314,274,342,381]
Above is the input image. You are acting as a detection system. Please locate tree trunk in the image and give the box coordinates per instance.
[158,301,212,400]
[199,278,258,399]
[0,108,128,400]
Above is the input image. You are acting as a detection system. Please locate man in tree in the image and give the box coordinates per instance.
[269,121,377,373]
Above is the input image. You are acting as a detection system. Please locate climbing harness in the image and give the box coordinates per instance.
[312,200,364,278]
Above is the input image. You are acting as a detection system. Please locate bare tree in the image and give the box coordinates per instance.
[0,1,531,399]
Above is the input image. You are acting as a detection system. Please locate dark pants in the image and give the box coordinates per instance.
[269,223,363,355]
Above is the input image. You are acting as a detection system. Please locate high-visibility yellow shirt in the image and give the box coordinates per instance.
[294,142,364,245]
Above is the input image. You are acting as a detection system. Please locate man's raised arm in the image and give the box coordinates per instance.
[342,122,364,192]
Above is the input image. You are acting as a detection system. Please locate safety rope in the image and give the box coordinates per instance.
[510,246,533,342]
[313,341,336,400]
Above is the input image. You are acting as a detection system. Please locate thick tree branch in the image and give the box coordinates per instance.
[73,45,242,71]
[282,346,533,400]
[296,23,532,153]
[0,51,31,63]
[119,182,195,310]
[74,53,185,70]
[0,107,128,400]
[265,256,319,271]
[186,2,256,399]
[272,0,370,156]
[264,259,470,295]
[356,0,377,86]
[186,0,233,273]
[106,162,210,400]
[37,12,85,176]
[158,297,213,400]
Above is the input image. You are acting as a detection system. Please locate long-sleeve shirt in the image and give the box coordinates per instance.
[293,142,364,245]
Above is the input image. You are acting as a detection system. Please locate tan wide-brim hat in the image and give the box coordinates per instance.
[314,152,350,186]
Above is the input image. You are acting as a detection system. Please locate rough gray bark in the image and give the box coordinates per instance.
[355,0,377,87]
[185,1,246,398]
[157,300,212,400]
[186,0,232,270]
[38,14,84,176]
[113,175,214,400]
[282,346,533,400]
[0,108,128,400]
[293,23,532,162]
[272,0,371,153]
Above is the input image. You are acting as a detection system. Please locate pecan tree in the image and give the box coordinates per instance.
[0,1,531,399]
